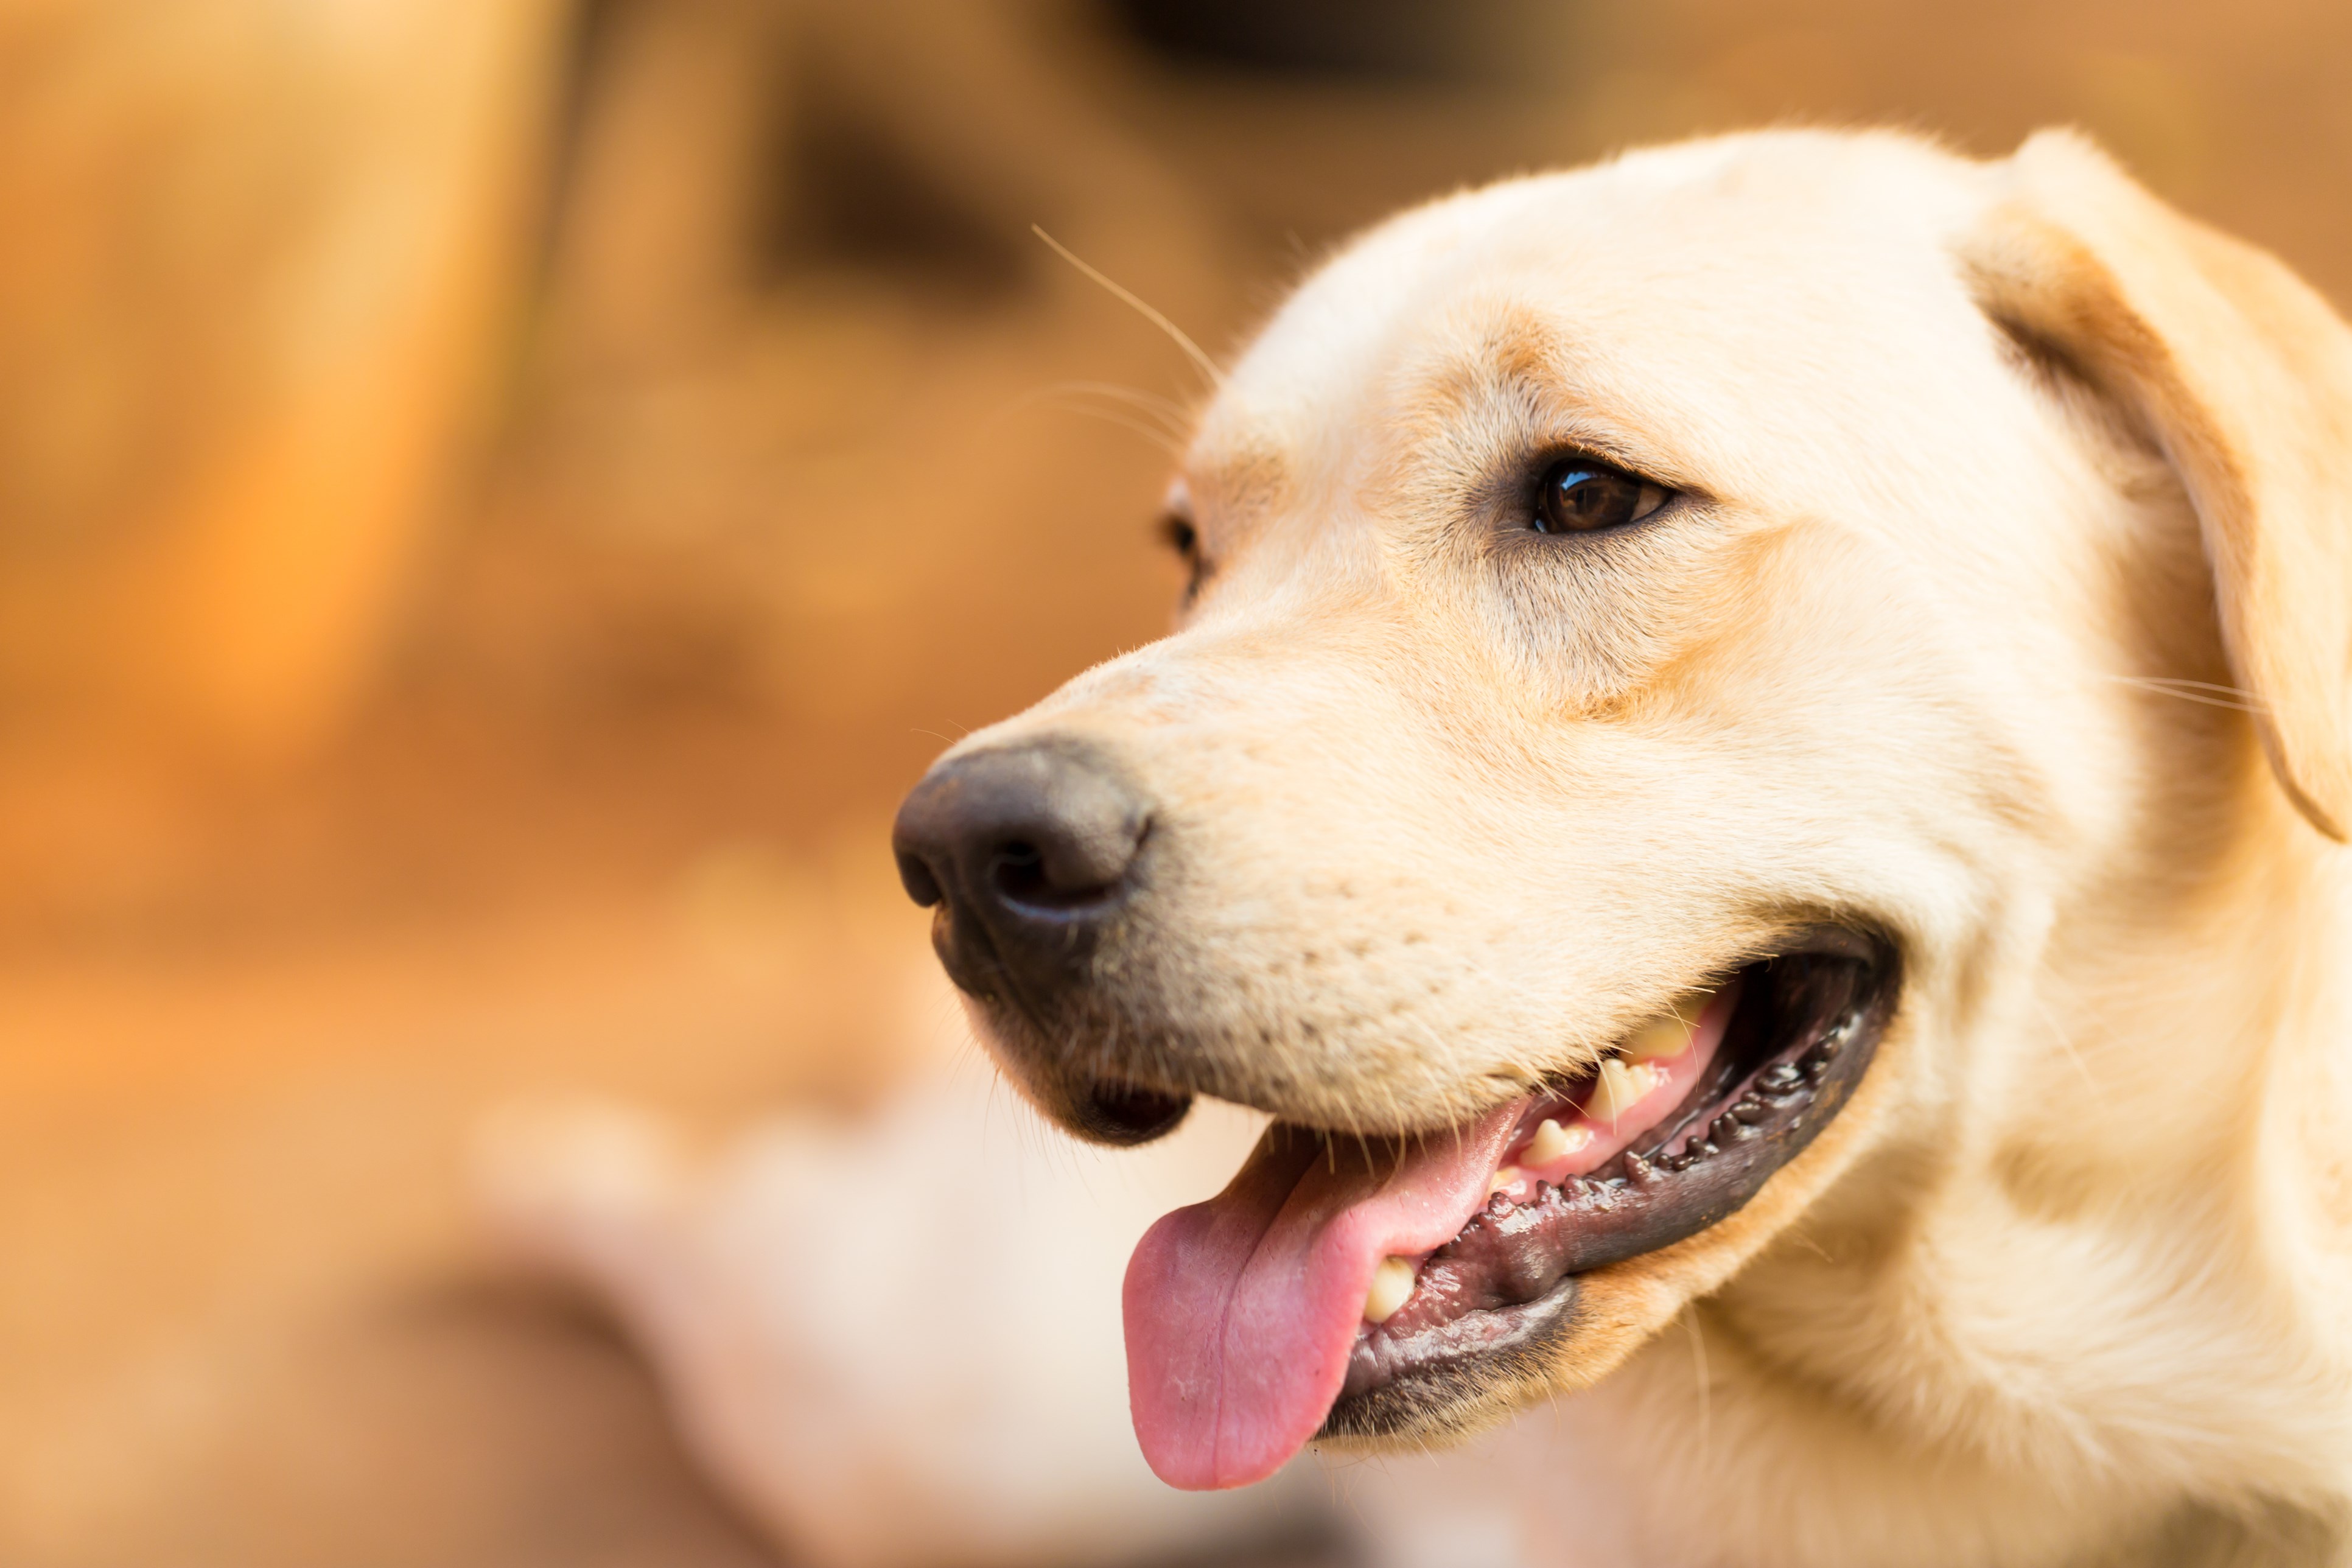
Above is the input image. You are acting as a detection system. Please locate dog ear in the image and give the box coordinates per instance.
[1960,128,2352,842]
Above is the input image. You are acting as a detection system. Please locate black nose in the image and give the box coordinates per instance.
[892,740,1149,998]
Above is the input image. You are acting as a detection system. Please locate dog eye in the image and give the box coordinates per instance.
[1160,511,1206,600]
[1532,459,1668,534]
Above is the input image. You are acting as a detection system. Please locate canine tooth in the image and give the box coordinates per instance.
[1364,1256,1416,1324]
[1623,993,1707,1062]
[1488,1165,1519,1195]
[1587,1059,1655,1122]
[1524,1117,1587,1166]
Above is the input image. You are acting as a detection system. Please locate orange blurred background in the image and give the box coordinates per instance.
[5,2,2351,1563]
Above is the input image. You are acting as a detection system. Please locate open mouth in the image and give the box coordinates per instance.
[1122,926,1897,1491]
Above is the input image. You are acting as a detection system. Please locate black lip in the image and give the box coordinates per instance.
[945,916,1199,1148]
[1319,927,1898,1442]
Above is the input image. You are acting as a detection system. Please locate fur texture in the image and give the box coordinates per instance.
[485,129,2352,1567]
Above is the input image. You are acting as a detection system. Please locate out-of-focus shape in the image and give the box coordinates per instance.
[478,1041,1321,1568]
[1107,0,1547,83]
[0,0,567,768]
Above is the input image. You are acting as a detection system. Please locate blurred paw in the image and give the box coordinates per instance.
[471,1096,684,1265]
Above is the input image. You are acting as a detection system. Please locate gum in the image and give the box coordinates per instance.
[1485,982,1740,1202]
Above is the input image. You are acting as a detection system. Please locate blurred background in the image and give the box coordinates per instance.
[4,1,2351,1563]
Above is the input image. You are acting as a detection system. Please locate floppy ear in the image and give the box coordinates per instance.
[1959,128,2352,842]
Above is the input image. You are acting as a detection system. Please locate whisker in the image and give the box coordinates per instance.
[1784,1223,1835,1265]
[1026,398,1186,457]
[2030,994,2101,1100]
[1033,225,1224,389]
[2090,674,2270,715]
[2125,676,2255,696]
[1036,379,1197,432]
[1684,1309,1712,1469]
[998,380,1193,436]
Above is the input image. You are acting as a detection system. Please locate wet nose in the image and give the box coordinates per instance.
[892,741,1149,993]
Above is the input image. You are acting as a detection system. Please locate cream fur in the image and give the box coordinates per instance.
[483,129,2352,1567]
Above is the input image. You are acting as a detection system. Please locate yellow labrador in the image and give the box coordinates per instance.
[887,124,2352,1561]
[497,128,2352,1567]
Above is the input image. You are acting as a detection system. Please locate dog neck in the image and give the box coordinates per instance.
[1671,766,2352,1559]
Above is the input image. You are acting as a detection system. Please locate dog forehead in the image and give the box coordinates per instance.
[1191,130,2001,505]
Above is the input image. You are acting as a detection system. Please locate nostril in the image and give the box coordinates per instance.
[896,849,944,908]
[989,840,1048,904]
[989,835,1126,912]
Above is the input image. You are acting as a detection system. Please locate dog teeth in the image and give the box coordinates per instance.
[1488,1166,1520,1195]
[1523,1116,1589,1167]
[1363,1256,1417,1324]
[1587,1058,1656,1122]
[1622,993,1707,1062]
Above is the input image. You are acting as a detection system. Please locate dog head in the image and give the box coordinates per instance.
[892,128,2352,1489]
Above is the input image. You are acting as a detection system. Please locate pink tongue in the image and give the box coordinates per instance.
[1122,1104,1523,1490]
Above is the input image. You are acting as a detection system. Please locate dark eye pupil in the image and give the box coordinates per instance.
[1160,513,1207,603]
[1535,462,1652,534]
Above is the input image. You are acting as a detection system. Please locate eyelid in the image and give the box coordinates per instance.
[1535,452,1664,502]
[1544,446,1663,487]
[1527,427,1701,495]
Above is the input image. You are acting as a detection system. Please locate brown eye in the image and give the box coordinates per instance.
[1160,512,1205,599]
[1533,459,1668,534]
